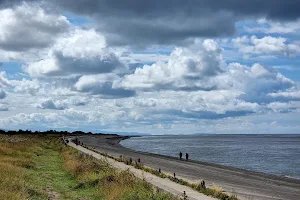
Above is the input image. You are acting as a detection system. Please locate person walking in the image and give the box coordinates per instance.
[179,151,183,160]
[186,153,189,161]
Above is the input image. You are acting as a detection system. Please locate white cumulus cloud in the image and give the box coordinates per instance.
[0,3,70,52]
[37,99,67,110]
[232,35,300,56]
[25,29,126,77]
[120,39,224,91]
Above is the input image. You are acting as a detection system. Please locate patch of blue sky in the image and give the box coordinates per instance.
[1,62,21,74]
[222,49,300,81]
[266,59,300,81]
[64,12,91,26]
[0,62,31,80]
[132,48,173,55]
[235,20,259,35]
[236,20,300,39]
[243,59,299,81]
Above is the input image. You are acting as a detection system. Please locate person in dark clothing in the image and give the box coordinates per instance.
[179,151,183,160]
[186,153,189,161]
[75,137,78,145]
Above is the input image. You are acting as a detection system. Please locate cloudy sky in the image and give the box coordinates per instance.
[0,0,300,134]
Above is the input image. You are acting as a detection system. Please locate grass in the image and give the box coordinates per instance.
[0,134,179,200]
[81,144,238,200]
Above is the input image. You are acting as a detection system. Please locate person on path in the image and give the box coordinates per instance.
[75,137,78,145]
[179,151,183,160]
[186,153,189,161]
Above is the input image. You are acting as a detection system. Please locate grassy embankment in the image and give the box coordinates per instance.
[0,134,179,200]
[81,144,238,200]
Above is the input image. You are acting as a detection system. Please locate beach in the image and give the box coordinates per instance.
[121,134,300,179]
[77,135,300,200]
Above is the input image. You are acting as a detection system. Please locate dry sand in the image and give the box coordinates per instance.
[77,135,300,200]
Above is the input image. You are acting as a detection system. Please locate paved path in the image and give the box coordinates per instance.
[68,141,216,200]
[77,135,300,200]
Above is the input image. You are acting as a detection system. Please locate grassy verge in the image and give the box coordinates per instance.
[81,144,238,200]
[0,134,47,200]
[0,134,179,200]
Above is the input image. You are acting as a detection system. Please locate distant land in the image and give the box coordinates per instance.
[109,132,151,136]
[0,129,150,136]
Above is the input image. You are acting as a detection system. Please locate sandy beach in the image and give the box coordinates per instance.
[77,135,300,200]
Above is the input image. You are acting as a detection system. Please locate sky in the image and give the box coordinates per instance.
[0,0,300,134]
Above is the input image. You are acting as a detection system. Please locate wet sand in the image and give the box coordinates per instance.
[77,135,300,200]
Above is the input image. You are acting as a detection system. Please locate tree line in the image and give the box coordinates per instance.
[0,129,117,136]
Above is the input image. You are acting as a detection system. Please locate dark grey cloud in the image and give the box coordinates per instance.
[134,84,218,93]
[0,89,6,99]
[53,51,123,75]
[74,101,87,106]
[0,105,8,111]
[27,51,124,77]
[52,0,300,46]
[75,81,136,98]
[2,0,300,20]
[0,0,37,7]
[55,0,300,20]
[73,73,136,98]
[1,0,299,47]
[176,110,255,120]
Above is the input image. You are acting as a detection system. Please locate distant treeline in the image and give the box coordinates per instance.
[0,129,118,136]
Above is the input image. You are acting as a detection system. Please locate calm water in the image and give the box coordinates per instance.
[121,134,300,179]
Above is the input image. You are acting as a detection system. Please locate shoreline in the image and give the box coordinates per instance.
[69,140,217,200]
[78,134,300,200]
[118,136,300,183]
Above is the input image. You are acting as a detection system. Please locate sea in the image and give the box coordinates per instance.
[121,134,300,179]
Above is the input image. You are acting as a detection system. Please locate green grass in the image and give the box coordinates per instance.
[29,139,101,200]
[0,135,179,200]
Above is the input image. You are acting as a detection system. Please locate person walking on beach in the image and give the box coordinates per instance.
[186,153,189,161]
[179,151,183,160]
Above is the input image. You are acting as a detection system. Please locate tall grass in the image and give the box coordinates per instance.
[0,135,46,200]
[61,146,179,200]
[0,135,178,200]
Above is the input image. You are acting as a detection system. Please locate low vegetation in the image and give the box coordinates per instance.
[0,129,237,200]
[0,134,179,200]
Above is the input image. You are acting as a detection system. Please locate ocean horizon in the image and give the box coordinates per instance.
[121,134,300,180]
